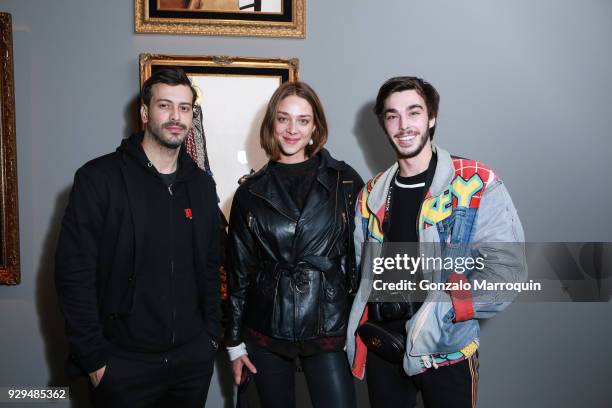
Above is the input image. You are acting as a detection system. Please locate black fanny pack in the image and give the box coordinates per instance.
[356,321,406,363]
[369,301,421,322]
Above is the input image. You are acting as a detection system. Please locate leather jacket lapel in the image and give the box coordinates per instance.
[248,167,301,222]
[247,148,346,225]
[299,167,335,222]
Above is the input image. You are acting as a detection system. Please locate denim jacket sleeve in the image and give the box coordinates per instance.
[467,179,528,319]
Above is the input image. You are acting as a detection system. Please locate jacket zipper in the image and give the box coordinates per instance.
[170,260,176,345]
[322,172,341,256]
[317,172,341,335]
[409,192,431,348]
[168,183,176,346]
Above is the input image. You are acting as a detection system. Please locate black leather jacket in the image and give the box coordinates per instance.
[226,149,364,345]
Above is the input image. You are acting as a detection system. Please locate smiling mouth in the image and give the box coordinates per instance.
[395,133,418,145]
[282,136,301,145]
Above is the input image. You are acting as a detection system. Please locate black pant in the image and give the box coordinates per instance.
[91,331,217,408]
[366,351,479,408]
[247,342,356,408]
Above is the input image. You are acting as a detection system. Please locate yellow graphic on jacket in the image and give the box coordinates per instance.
[419,174,484,230]
[451,175,483,208]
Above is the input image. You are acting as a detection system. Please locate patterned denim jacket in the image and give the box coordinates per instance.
[346,145,527,378]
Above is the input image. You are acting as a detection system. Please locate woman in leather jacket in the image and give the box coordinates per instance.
[225,81,364,408]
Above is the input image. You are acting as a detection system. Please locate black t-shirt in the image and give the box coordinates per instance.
[159,170,177,187]
[386,171,428,242]
[371,153,438,333]
[271,155,319,210]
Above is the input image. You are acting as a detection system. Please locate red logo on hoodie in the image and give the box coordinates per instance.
[184,208,193,220]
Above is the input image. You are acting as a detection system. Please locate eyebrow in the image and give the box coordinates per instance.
[277,111,313,118]
[155,98,192,106]
[384,104,424,115]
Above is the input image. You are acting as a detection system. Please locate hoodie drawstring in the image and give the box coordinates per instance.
[421,355,439,369]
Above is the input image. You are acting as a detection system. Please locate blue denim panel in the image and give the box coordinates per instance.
[436,207,478,245]
[436,207,478,281]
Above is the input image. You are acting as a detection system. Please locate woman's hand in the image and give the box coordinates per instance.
[231,354,257,385]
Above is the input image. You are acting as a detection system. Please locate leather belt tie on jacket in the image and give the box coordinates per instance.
[274,255,341,293]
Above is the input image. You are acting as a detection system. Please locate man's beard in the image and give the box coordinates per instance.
[389,127,430,159]
[148,121,188,149]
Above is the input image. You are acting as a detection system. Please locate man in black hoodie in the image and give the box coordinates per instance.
[55,68,222,407]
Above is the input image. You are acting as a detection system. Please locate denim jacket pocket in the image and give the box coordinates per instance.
[436,208,478,249]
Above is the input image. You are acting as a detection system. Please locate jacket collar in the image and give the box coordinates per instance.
[247,148,343,221]
[366,144,454,224]
[315,148,345,191]
[428,145,454,196]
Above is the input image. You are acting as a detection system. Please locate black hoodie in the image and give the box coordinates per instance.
[55,133,221,374]
[112,133,204,352]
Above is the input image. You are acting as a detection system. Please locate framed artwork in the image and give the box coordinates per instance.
[139,54,299,217]
[135,0,305,38]
[0,12,20,285]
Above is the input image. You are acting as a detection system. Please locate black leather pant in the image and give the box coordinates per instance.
[247,342,356,408]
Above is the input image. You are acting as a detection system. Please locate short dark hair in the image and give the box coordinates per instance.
[141,67,197,107]
[260,81,328,160]
[374,76,440,139]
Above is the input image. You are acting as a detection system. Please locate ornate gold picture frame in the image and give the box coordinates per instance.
[139,54,298,217]
[135,0,305,38]
[0,13,20,285]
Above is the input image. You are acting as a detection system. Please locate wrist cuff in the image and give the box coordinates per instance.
[226,342,247,361]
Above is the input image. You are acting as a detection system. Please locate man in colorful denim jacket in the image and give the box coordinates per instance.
[346,76,527,408]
